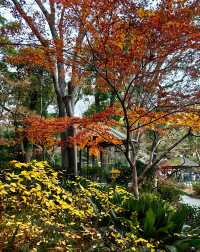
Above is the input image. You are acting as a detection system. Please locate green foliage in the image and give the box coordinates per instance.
[157,181,183,203]
[122,193,186,242]
[0,130,17,168]
[166,225,200,252]
[84,92,115,115]
[144,208,156,237]
[80,164,110,179]
[0,145,15,167]
[179,204,200,229]
[192,182,200,196]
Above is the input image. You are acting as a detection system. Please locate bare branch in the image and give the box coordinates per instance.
[138,128,192,183]
[35,0,50,19]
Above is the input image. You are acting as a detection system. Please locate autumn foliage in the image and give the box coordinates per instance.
[1,0,200,195]
[25,108,200,156]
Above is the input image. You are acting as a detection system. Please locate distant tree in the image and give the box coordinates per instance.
[0,16,56,161]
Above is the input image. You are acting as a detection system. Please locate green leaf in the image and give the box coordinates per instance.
[144,208,156,237]
[165,245,177,252]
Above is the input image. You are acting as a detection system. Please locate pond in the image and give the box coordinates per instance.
[181,195,200,207]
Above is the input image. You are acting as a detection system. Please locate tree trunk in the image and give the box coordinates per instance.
[127,143,139,198]
[57,94,77,176]
[86,147,89,177]
[78,149,82,175]
[95,93,100,112]
[130,161,139,199]
[23,137,33,162]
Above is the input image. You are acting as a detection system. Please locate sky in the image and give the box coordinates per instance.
[74,96,94,116]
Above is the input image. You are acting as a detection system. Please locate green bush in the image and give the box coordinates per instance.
[122,193,186,242]
[193,182,200,196]
[157,181,183,203]
[179,204,200,228]
[167,225,200,252]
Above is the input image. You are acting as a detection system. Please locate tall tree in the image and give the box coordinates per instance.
[1,0,91,174]
[55,0,199,196]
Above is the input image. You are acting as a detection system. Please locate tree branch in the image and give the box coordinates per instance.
[35,0,50,19]
[138,128,192,183]
[0,103,25,117]
[11,0,48,46]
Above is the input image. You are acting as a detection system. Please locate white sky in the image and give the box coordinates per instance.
[75,95,94,116]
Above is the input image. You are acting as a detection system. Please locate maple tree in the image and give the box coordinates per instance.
[81,0,200,197]
[25,110,200,196]
[2,0,200,196]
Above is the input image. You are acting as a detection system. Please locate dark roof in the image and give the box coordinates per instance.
[180,157,199,167]
[159,157,200,172]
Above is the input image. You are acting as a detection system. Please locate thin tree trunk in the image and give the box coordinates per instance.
[79,149,82,175]
[130,161,139,199]
[95,93,100,112]
[100,150,104,169]
[126,141,139,198]
[87,147,89,177]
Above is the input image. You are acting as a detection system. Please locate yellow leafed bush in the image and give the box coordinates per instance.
[0,160,159,251]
